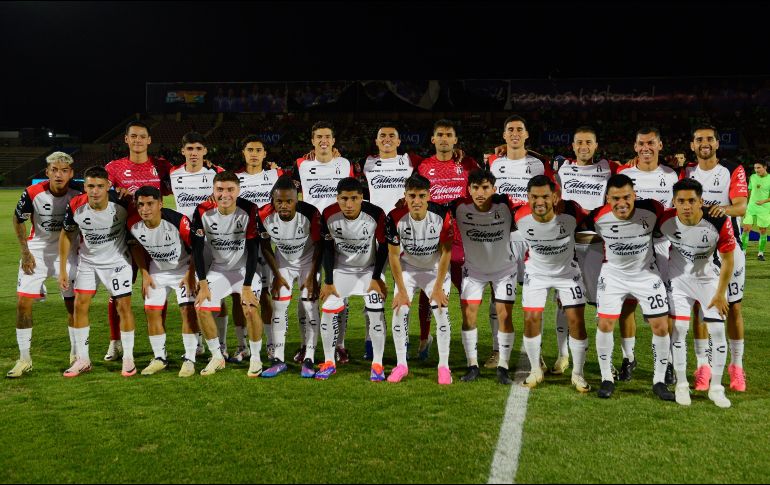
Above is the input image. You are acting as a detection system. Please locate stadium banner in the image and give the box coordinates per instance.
[719,130,739,150]
[540,130,573,147]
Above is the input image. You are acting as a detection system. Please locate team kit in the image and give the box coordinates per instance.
[11,117,760,409]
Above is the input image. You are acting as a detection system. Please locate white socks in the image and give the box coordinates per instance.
[729,339,744,368]
[707,321,727,389]
[672,321,690,385]
[73,326,90,362]
[392,305,410,367]
[271,300,290,362]
[120,330,135,361]
[432,305,451,368]
[523,334,542,374]
[148,334,166,359]
[489,300,499,352]
[555,308,569,359]
[462,329,478,367]
[215,315,228,351]
[302,299,319,363]
[498,331,514,370]
[319,311,339,363]
[367,309,386,366]
[16,328,32,361]
[651,334,671,384]
[248,339,262,363]
[694,338,709,367]
[596,329,614,382]
[182,333,198,362]
[207,337,223,360]
[621,337,636,362]
[569,336,588,376]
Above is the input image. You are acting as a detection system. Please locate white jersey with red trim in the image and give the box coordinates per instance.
[617,164,679,208]
[488,153,554,203]
[236,168,284,206]
[170,164,224,219]
[450,195,517,274]
[62,192,130,266]
[322,202,386,272]
[191,198,259,271]
[683,161,748,207]
[513,200,587,274]
[294,157,354,213]
[660,209,736,280]
[127,208,192,273]
[362,154,414,214]
[385,202,453,270]
[15,181,82,253]
[257,201,321,268]
[588,199,664,273]
[558,159,619,210]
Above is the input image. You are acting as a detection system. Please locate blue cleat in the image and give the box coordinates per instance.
[300,359,316,378]
[370,363,385,382]
[314,361,336,380]
[261,360,288,378]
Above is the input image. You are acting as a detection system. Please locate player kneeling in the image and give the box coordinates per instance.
[191,171,264,377]
[586,174,675,401]
[128,186,200,377]
[447,170,518,384]
[386,174,454,384]
[318,177,388,381]
[258,177,323,378]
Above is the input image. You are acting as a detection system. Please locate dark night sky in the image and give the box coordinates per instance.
[1,1,768,140]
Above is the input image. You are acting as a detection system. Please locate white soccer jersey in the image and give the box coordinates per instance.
[63,192,130,266]
[588,199,664,273]
[362,154,414,214]
[294,157,354,212]
[450,195,516,275]
[488,153,554,203]
[683,161,748,207]
[322,201,386,271]
[15,180,82,254]
[558,159,619,210]
[191,198,259,271]
[385,202,453,270]
[236,168,284,206]
[257,200,321,268]
[170,164,224,219]
[617,164,679,208]
[513,200,587,274]
[660,209,736,281]
[127,208,192,273]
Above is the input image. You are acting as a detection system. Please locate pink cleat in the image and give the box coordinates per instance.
[728,364,746,392]
[63,359,92,378]
[121,358,137,377]
[387,364,409,383]
[437,366,452,385]
[693,364,711,391]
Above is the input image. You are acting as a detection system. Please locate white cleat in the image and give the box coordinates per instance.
[708,386,732,409]
[571,373,591,393]
[522,368,544,389]
[178,359,195,378]
[6,359,32,378]
[200,357,225,376]
[104,340,123,361]
[675,383,691,406]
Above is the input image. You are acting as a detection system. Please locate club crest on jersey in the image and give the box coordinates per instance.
[335,165,341,175]
[429,225,436,234]
[702,230,709,243]
[165,233,172,241]
[659,175,666,187]
[456,165,463,175]
[298,226,304,235]
[714,177,720,186]
[557,222,566,235]
[526,165,532,175]
[362,226,369,236]
[642,219,650,230]
[494,211,501,220]
[236,221,243,230]
[596,165,603,173]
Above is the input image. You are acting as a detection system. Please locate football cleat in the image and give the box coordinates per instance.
[200,357,226,376]
[675,383,691,406]
[335,346,350,364]
[728,364,746,392]
[571,374,591,393]
[694,364,712,391]
[497,366,514,385]
[140,358,168,375]
[63,359,92,378]
[104,340,122,362]
[652,382,675,401]
[261,360,287,378]
[597,380,615,399]
[708,385,732,408]
[618,358,637,382]
[178,359,196,378]
[522,368,544,389]
[6,359,32,378]
[370,363,385,382]
[460,365,481,382]
[300,359,316,378]
[121,358,137,377]
[386,364,409,383]
[247,360,263,378]
[437,366,452,385]
[550,355,570,375]
[314,361,336,380]
[664,362,677,385]
[483,351,500,369]
[227,347,251,364]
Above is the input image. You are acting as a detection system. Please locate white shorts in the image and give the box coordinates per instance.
[394,263,452,305]
[144,267,196,309]
[522,262,586,311]
[273,264,318,302]
[17,250,76,300]
[597,267,669,319]
[460,265,517,305]
[74,258,133,298]
[198,267,261,312]
[575,241,603,305]
[510,231,527,284]
[670,275,725,323]
[721,247,745,304]
[322,267,385,313]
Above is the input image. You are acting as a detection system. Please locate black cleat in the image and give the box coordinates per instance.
[597,380,615,399]
[618,358,637,382]
[652,382,676,401]
[759,254,766,261]
[460,365,481,382]
[664,362,677,385]
[496,366,513,385]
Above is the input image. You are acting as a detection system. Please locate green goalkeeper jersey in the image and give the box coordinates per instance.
[749,173,770,211]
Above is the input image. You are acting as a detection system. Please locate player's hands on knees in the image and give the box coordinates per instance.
[301,276,320,300]
[272,275,291,299]
[241,287,259,308]
[392,291,410,310]
[319,283,338,302]
[195,281,211,307]
[368,279,387,300]
[142,274,157,299]
[430,287,449,308]
[708,292,729,319]
[21,250,36,275]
